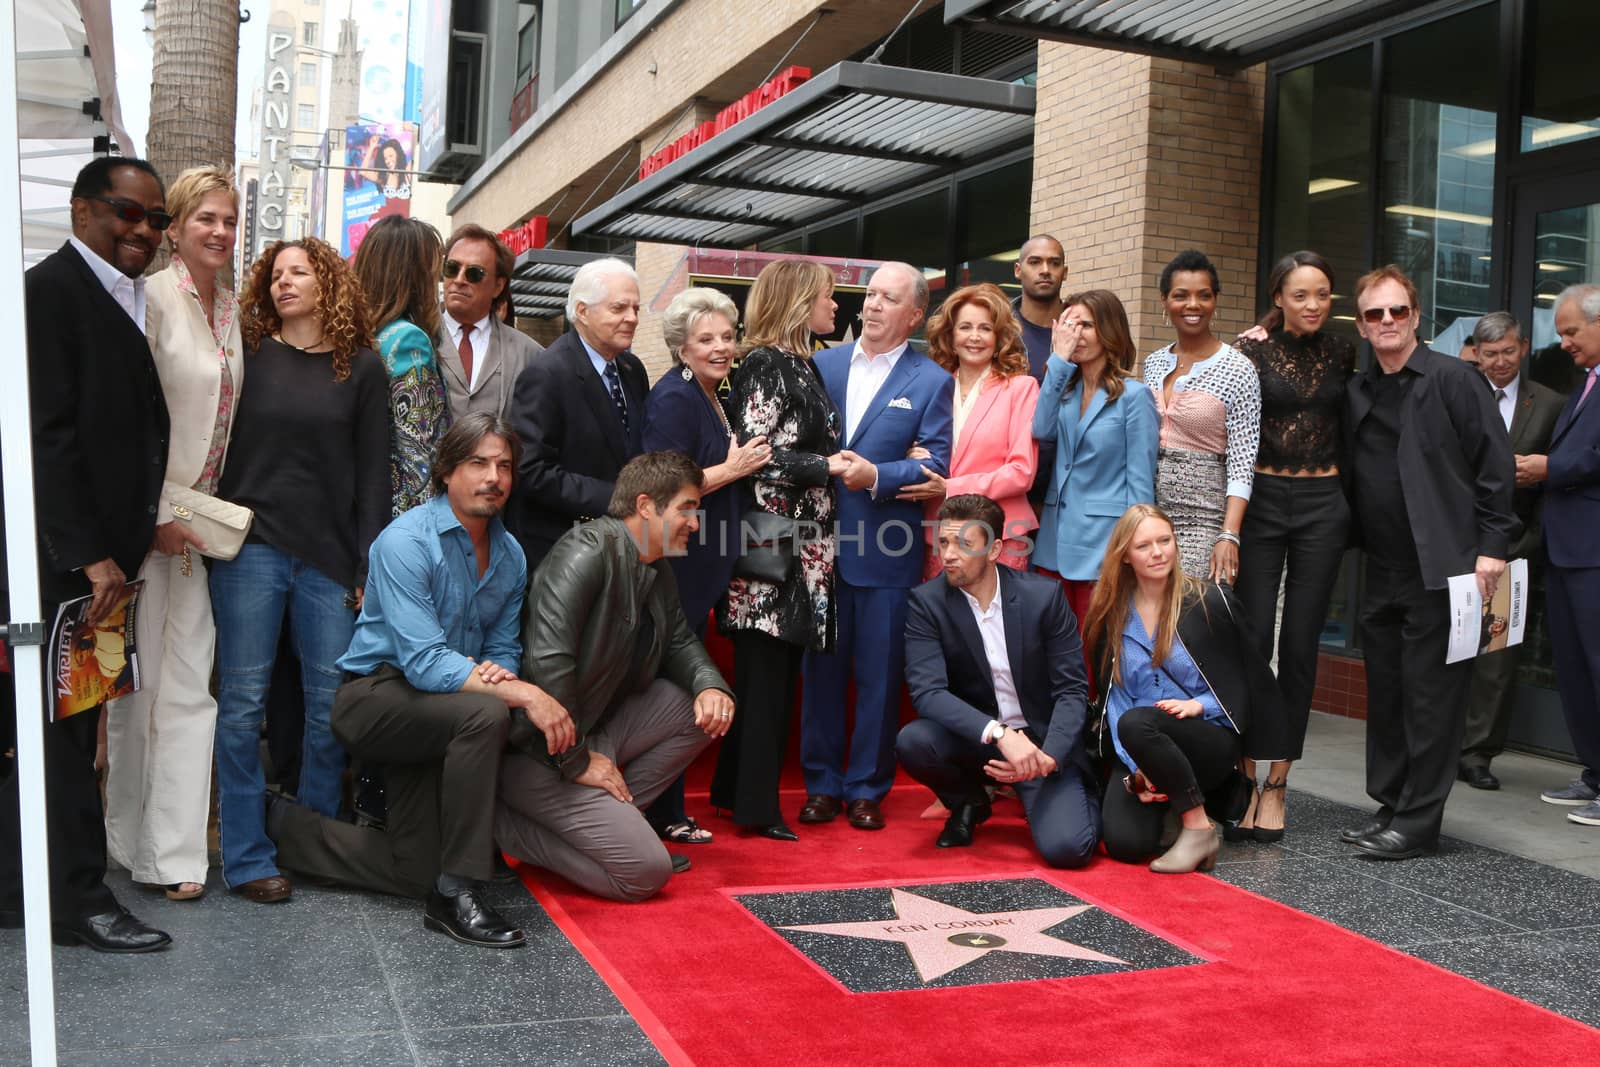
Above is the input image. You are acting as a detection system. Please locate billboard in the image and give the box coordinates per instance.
[352,0,411,123]
[343,121,416,257]
[404,0,429,124]
[416,0,451,171]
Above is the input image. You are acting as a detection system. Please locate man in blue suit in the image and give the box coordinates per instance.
[1533,284,1600,826]
[801,262,955,830]
[897,495,1099,864]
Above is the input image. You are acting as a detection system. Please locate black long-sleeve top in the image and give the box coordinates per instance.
[1238,328,1356,473]
[218,336,391,588]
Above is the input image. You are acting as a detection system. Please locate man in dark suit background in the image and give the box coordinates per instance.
[436,224,543,423]
[0,157,173,951]
[1458,312,1565,790]
[508,257,647,567]
[1532,284,1600,826]
[897,495,1099,865]
[1341,265,1518,860]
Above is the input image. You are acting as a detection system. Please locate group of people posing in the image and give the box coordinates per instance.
[7,155,1600,958]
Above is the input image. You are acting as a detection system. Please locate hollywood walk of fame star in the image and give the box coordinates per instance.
[780,887,1128,983]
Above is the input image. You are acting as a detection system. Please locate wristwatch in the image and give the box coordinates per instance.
[988,722,1007,744]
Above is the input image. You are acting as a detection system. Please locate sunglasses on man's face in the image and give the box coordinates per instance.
[1360,304,1411,324]
[85,195,172,231]
[442,259,490,284]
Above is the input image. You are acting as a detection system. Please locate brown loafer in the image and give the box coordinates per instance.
[798,794,841,824]
[846,798,885,830]
[232,874,292,903]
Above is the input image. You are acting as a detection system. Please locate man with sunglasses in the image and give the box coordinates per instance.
[438,224,543,424]
[0,157,174,951]
[1341,265,1517,861]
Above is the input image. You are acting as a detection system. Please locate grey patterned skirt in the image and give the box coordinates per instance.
[1156,447,1226,577]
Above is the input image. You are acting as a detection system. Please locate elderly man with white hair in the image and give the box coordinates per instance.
[1533,283,1600,826]
[508,256,647,566]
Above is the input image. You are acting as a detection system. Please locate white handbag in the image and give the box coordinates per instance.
[162,481,254,561]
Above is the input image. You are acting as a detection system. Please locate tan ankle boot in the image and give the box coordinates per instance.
[1150,823,1220,874]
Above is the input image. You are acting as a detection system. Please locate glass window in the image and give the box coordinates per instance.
[517,7,539,80]
[864,189,950,312]
[299,62,317,88]
[615,0,644,28]
[956,159,1030,293]
[303,21,318,47]
[296,104,315,129]
[1379,4,1499,351]
[808,218,858,260]
[1267,46,1371,336]
[1522,0,1600,152]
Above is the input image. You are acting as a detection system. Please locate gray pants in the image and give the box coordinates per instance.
[1460,645,1521,769]
[495,678,712,902]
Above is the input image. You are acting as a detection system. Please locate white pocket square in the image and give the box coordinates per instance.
[887,396,914,410]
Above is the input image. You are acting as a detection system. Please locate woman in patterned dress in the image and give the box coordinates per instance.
[1142,249,1261,582]
[352,215,451,516]
[714,260,847,841]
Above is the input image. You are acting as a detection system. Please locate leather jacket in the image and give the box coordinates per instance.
[516,516,729,778]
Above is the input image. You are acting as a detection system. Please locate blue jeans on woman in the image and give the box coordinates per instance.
[210,543,355,887]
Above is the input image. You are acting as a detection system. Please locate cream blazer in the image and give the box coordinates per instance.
[145,264,244,514]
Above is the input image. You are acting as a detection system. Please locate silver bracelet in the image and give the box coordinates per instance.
[1215,529,1241,547]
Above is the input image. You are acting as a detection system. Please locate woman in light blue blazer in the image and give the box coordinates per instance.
[1032,288,1159,690]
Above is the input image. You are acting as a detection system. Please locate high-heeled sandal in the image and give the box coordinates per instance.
[1252,779,1287,843]
[1223,782,1260,842]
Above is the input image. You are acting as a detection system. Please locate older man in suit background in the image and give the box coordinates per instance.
[1458,311,1565,790]
[800,261,954,831]
[437,224,543,423]
[0,157,173,952]
[508,257,648,567]
[1531,284,1600,826]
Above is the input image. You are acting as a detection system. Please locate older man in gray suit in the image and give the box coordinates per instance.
[437,223,543,422]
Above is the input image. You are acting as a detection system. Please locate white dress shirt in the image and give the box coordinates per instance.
[1493,375,1518,433]
[445,313,492,391]
[844,339,907,443]
[69,235,145,332]
[962,575,1026,742]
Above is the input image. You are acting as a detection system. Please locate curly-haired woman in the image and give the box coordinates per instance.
[209,237,390,902]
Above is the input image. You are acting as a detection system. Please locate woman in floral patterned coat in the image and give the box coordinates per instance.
[713,259,846,841]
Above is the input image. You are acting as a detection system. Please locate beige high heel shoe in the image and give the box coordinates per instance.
[1150,823,1220,874]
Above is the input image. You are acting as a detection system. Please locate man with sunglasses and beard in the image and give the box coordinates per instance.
[0,157,173,951]
[437,224,543,423]
[1341,265,1518,861]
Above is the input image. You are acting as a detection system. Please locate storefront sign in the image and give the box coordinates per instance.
[499,215,548,255]
[255,22,296,251]
[638,66,811,180]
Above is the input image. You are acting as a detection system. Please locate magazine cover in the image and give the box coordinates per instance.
[1444,559,1528,665]
[50,580,144,721]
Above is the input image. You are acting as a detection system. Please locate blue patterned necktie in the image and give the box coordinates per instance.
[604,360,629,432]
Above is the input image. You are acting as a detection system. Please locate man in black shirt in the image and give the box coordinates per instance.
[1342,266,1518,860]
[1012,235,1067,510]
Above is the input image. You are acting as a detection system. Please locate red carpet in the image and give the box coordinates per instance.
[516,785,1600,1066]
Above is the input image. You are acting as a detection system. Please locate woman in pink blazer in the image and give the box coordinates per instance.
[902,283,1040,574]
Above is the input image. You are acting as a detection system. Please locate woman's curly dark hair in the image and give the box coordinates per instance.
[241,237,374,382]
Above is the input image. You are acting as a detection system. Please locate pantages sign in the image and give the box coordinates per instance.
[253,17,297,257]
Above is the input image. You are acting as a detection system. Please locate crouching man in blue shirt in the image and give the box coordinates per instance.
[270,413,570,949]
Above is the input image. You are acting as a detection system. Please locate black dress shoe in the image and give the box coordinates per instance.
[52,906,171,953]
[1459,764,1500,791]
[757,823,799,842]
[1339,816,1391,844]
[799,794,841,824]
[936,801,992,849]
[670,853,691,874]
[1352,827,1435,861]
[423,888,525,948]
[846,798,885,830]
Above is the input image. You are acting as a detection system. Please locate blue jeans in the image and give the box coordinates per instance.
[210,543,355,886]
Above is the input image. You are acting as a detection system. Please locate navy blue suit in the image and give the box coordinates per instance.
[896,567,1100,867]
[1543,367,1600,788]
[802,342,954,802]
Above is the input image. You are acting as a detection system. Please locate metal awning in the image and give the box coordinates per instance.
[509,247,635,320]
[571,61,1035,248]
[944,0,1437,70]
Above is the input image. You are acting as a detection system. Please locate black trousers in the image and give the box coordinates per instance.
[1546,564,1600,789]
[1459,642,1522,769]
[894,718,1099,868]
[1359,562,1472,839]
[712,629,802,827]
[1101,707,1240,863]
[0,609,118,918]
[1235,473,1350,761]
[271,666,508,899]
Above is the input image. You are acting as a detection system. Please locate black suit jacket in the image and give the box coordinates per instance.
[1344,344,1519,589]
[1503,376,1564,559]
[904,566,1093,777]
[7,243,169,605]
[508,329,647,565]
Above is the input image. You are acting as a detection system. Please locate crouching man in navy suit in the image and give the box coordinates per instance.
[896,495,1100,865]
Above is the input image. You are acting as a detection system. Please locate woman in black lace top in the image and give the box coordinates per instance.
[1233,250,1356,843]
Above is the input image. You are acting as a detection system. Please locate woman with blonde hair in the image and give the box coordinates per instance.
[902,282,1039,572]
[104,165,242,902]
[1080,504,1282,874]
[353,214,450,515]
[209,236,389,902]
[714,259,846,840]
